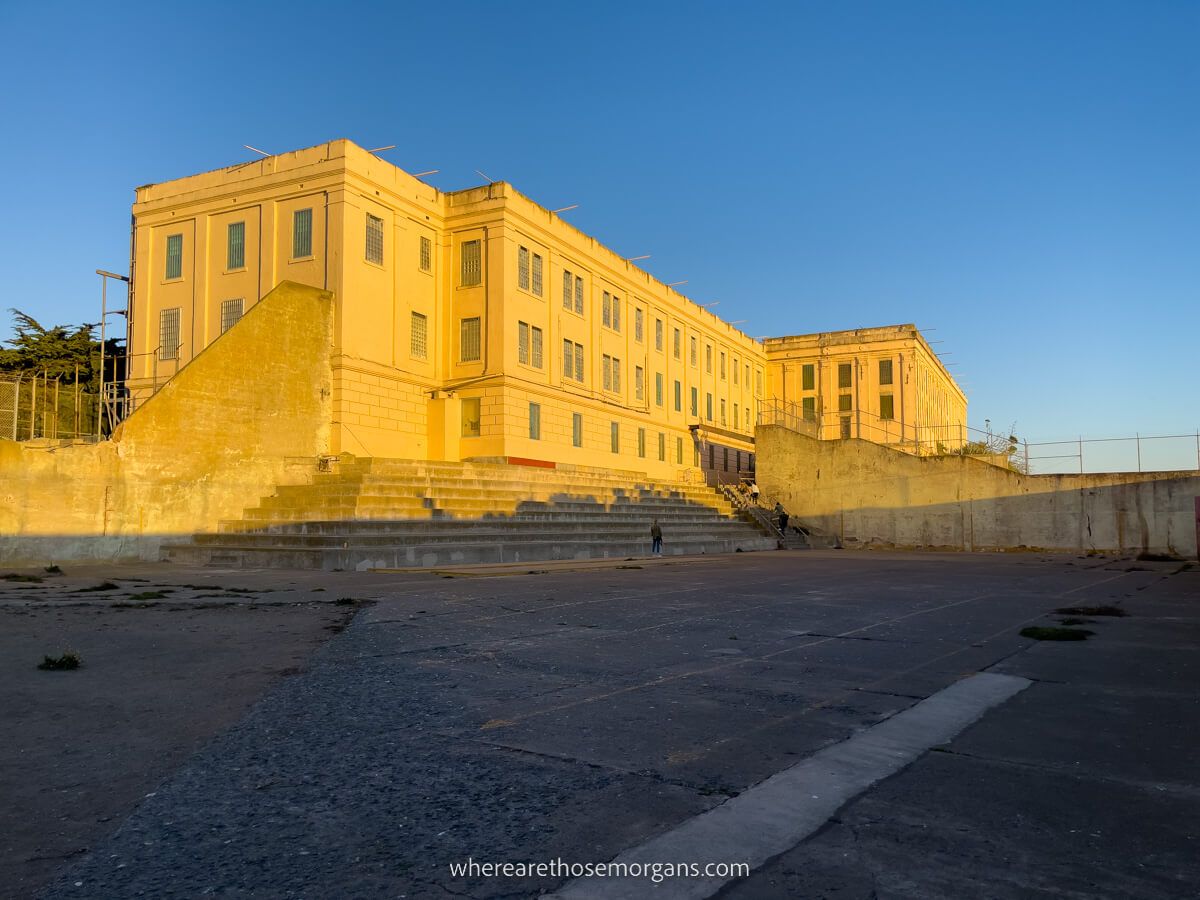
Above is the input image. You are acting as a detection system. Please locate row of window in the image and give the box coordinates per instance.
[157,299,244,360]
[799,394,896,422]
[162,211,435,280]
[520,404,697,463]
[799,359,895,392]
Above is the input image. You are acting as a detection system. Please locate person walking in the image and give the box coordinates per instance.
[650,519,663,556]
[774,501,789,532]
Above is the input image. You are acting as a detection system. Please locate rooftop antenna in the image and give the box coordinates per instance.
[243,144,271,157]
[729,319,748,325]
[413,169,439,178]
[627,255,651,262]
[368,145,396,153]
[700,301,720,308]
[475,169,495,183]
[552,204,579,214]
[667,280,688,287]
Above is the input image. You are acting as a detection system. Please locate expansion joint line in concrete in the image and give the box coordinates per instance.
[548,672,1031,900]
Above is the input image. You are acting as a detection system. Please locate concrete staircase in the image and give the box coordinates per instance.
[161,458,778,570]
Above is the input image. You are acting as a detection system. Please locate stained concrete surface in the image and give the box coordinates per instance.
[12,551,1198,899]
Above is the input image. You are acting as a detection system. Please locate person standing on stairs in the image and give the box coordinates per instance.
[650,520,663,556]
[774,501,789,533]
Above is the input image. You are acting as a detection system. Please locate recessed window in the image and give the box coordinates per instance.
[879,359,894,386]
[227,222,245,270]
[562,340,584,382]
[673,328,681,359]
[705,344,712,374]
[411,312,428,359]
[612,295,621,332]
[676,436,683,464]
[839,394,852,412]
[602,291,612,328]
[460,317,481,362]
[292,209,313,259]
[838,363,852,389]
[165,234,183,280]
[574,276,583,314]
[690,336,697,367]
[220,298,243,334]
[691,387,698,417]
[462,398,481,437]
[610,422,620,454]
[635,365,644,401]
[655,318,663,351]
[419,235,432,273]
[657,432,666,461]
[720,351,726,380]
[880,394,895,420]
[562,270,574,310]
[532,253,543,296]
[159,307,180,360]
[733,357,739,385]
[674,380,682,412]
[734,402,739,428]
[365,213,384,265]
[517,322,543,368]
[802,396,816,421]
[720,399,727,425]
[460,240,482,287]
[529,402,541,440]
[635,308,644,342]
[706,393,713,421]
[518,246,530,291]
[802,364,815,391]
[638,428,646,458]
[572,413,583,447]
[655,373,664,407]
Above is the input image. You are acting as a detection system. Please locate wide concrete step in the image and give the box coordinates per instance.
[220,512,737,534]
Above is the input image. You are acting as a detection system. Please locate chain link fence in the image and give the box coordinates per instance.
[0,375,101,441]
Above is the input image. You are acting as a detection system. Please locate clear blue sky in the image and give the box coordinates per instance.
[1,0,1196,443]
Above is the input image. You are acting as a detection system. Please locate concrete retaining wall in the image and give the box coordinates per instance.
[0,282,334,564]
[756,425,1200,558]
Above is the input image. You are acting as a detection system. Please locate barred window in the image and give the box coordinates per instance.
[706,392,713,421]
[602,292,611,327]
[165,234,183,279]
[674,328,681,359]
[573,342,584,382]
[462,397,481,437]
[532,253,543,296]
[612,357,621,393]
[838,363,852,389]
[293,208,313,258]
[802,364,815,391]
[676,436,683,464]
[733,357,739,385]
[529,402,541,440]
[839,394,852,412]
[880,394,895,420]
[563,270,573,309]
[419,235,432,273]
[691,387,698,416]
[721,399,727,425]
[635,308,644,342]
[159,307,180,360]
[574,275,583,314]
[518,321,530,365]
[674,380,682,412]
[612,295,621,332]
[365,213,384,265]
[602,354,612,391]
[518,246,530,290]
[461,240,481,286]
[734,402,739,429]
[690,336,697,366]
[655,372,664,407]
[532,325,543,368]
[572,413,583,447]
[610,422,619,453]
[227,222,245,270]
[460,317,481,362]
[720,351,726,380]
[706,344,712,374]
[879,359,894,386]
[635,365,644,401]
[655,318,663,351]
[563,339,574,379]
[411,312,428,359]
[658,432,665,461]
[638,428,646,458]
[220,298,243,334]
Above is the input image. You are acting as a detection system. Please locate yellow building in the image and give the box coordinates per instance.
[126,139,764,483]
[762,325,967,452]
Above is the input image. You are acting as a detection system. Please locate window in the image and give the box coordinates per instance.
[529,402,541,440]
[755,368,763,395]
[613,357,621,392]
[724,447,730,471]
[655,318,663,351]
[292,208,313,258]
[602,291,612,327]
[227,222,245,270]
[159,307,180,360]
[655,373,664,407]
[690,387,698,416]
[532,326,543,367]
[880,394,895,420]
[517,322,542,368]
[411,312,428,359]
[674,328,682,359]
[720,399,727,425]
[460,317,481,362]
[802,364,815,391]
[720,352,726,380]
[658,432,665,461]
[518,246,530,290]
[220,298,243,334]
[839,394,852,412]
[612,295,621,331]
[562,270,573,309]
[365,213,384,264]
[674,380,682,412]
[460,240,481,286]
[676,436,683,464]
[635,365,644,401]
[563,341,583,382]
[838,363,852,389]
[635,308,644,342]
[603,355,612,391]
[611,422,620,453]
[638,428,646,458]
[690,336,698,366]
[462,398,481,437]
[802,396,816,421]
[733,402,739,428]
[572,413,583,447]
[532,253,543,296]
[745,363,750,386]
[879,359,894,386]
[419,235,432,273]
[706,393,713,421]
[518,321,529,364]
[709,446,715,469]
[746,407,751,429]
[840,416,852,439]
[574,275,583,314]
[165,234,183,279]
[706,344,712,374]
[733,357,739,385]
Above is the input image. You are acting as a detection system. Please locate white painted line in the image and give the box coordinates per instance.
[549,672,1031,900]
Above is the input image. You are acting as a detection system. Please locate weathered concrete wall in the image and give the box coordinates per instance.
[757,425,1200,558]
[0,282,333,563]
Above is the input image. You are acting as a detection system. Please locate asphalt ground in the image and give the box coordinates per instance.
[7,550,1196,899]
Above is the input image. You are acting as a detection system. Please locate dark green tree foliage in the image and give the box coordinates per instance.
[0,309,119,391]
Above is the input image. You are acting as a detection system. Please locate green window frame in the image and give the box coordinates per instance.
[292,209,313,259]
[227,222,245,270]
[165,233,183,279]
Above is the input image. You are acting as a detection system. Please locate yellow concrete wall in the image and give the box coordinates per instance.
[0,282,334,563]
[756,424,1199,557]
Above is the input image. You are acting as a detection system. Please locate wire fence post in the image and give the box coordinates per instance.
[1078,436,1083,474]
[1136,432,1141,472]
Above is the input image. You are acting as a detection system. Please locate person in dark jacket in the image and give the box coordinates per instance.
[774,501,789,532]
[650,520,663,556]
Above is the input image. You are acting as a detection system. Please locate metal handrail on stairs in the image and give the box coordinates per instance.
[720,483,787,545]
